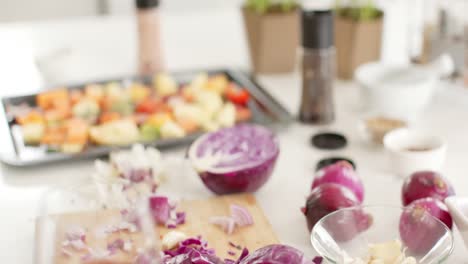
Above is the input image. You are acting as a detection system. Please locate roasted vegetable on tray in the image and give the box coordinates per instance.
[7,73,252,153]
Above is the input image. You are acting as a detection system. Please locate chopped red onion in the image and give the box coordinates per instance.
[210,216,236,235]
[230,204,253,227]
[210,204,253,234]
[149,196,171,225]
[175,212,186,225]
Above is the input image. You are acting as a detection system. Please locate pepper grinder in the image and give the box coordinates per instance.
[299,10,335,124]
[136,0,164,75]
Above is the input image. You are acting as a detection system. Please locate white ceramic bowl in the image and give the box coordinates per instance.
[355,63,436,122]
[383,128,446,177]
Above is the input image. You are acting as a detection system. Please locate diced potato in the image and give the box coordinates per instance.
[173,103,209,126]
[72,98,100,122]
[160,121,185,139]
[21,123,45,144]
[194,90,223,117]
[205,74,229,94]
[190,73,208,89]
[105,82,126,99]
[128,83,150,103]
[85,84,105,102]
[201,120,220,132]
[153,73,178,97]
[89,119,140,146]
[216,102,236,127]
[61,143,85,154]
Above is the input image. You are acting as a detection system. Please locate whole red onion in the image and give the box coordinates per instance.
[303,183,363,238]
[402,171,455,206]
[312,161,364,203]
[400,197,453,254]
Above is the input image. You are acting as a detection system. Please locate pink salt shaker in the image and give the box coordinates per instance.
[136,0,164,75]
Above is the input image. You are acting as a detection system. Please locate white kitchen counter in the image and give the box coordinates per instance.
[0,8,467,263]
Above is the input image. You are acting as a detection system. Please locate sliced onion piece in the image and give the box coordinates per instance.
[210,216,237,235]
[230,204,253,227]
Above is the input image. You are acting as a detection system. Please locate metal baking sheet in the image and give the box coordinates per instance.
[0,69,293,167]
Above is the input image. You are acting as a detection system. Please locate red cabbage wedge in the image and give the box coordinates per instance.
[188,124,279,194]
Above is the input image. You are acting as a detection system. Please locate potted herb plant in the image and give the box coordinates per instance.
[242,0,300,74]
[334,0,384,79]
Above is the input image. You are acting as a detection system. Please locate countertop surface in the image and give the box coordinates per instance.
[0,8,467,263]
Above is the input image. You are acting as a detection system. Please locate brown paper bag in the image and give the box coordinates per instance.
[335,16,383,79]
[242,8,300,74]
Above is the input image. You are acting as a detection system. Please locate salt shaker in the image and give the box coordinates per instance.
[299,10,335,124]
[136,0,164,75]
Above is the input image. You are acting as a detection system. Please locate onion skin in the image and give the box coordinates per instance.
[198,153,278,194]
[303,183,362,236]
[399,197,453,254]
[312,161,364,203]
[401,171,455,206]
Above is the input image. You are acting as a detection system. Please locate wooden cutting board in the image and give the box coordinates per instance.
[38,194,279,263]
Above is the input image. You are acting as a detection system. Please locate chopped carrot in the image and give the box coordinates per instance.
[16,111,44,125]
[64,118,89,144]
[235,107,252,122]
[99,112,121,124]
[181,86,195,102]
[176,118,199,134]
[85,84,104,102]
[147,113,173,128]
[36,88,69,110]
[44,106,70,122]
[41,126,66,145]
[70,90,84,105]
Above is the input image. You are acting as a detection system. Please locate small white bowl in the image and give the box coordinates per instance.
[355,63,436,122]
[355,55,454,122]
[383,128,446,177]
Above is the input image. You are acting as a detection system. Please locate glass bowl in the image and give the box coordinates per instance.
[35,182,160,264]
[311,206,454,263]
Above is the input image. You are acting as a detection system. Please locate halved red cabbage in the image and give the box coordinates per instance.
[312,161,364,203]
[188,124,279,194]
[238,244,314,264]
